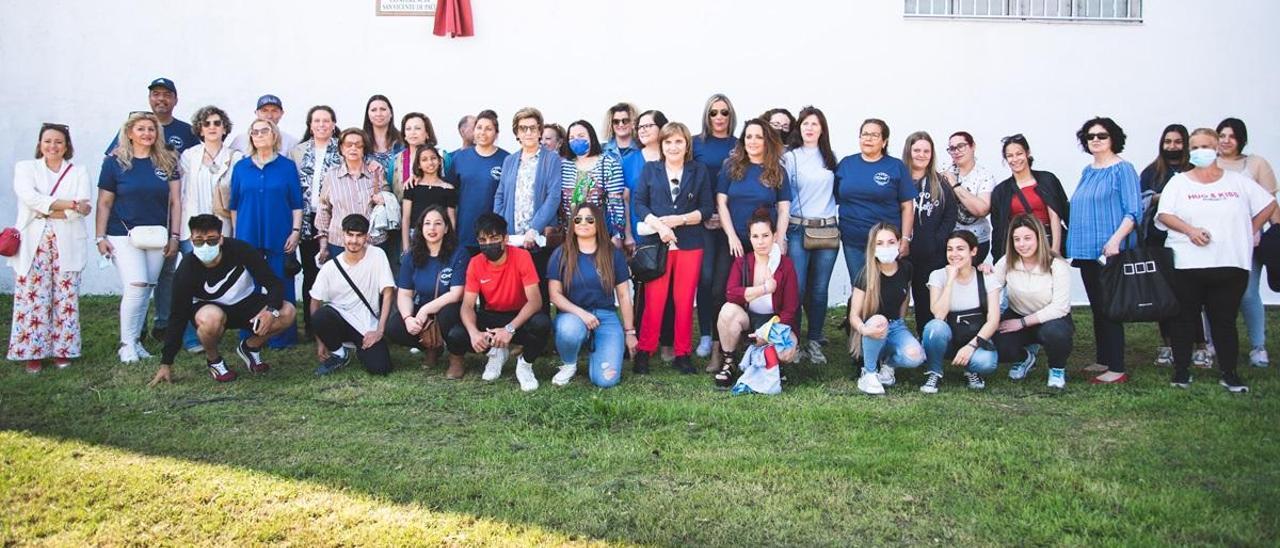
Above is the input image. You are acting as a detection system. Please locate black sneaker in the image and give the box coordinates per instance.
[237,339,269,373]
[673,355,695,375]
[315,349,351,376]
[1220,374,1249,393]
[633,351,651,375]
[1170,370,1192,389]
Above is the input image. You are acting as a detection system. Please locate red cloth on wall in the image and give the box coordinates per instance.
[434,0,474,37]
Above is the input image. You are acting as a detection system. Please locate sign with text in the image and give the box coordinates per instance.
[376,0,436,16]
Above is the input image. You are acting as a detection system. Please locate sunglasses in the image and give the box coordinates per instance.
[191,236,222,247]
[709,109,730,118]
[201,119,224,127]
[612,118,631,126]
[1086,132,1110,141]
[1001,133,1026,145]
[573,215,596,225]
[250,127,273,136]
[41,122,70,133]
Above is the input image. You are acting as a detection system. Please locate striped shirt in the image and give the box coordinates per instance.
[316,163,389,245]
[1066,160,1142,260]
[560,154,626,237]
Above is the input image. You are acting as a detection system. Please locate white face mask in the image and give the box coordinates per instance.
[1189,148,1218,168]
[874,245,899,264]
[192,242,220,264]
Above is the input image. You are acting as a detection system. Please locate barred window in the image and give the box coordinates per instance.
[904,0,1142,22]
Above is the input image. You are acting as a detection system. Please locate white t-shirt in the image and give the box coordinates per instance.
[946,163,996,242]
[310,247,395,333]
[1156,170,1276,270]
[926,268,995,312]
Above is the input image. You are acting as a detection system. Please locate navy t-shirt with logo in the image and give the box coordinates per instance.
[834,154,917,248]
[715,164,792,241]
[397,248,470,307]
[97,155,174,236]
[444,147,510,247]
[104,119,197,155]
[546,246,630,311]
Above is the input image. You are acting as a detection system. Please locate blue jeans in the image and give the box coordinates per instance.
[842,242,867,290]
[787,225,839,341]
[1240,255,1266,349]
[555,308,625,388]
[175,241,200,350]
[858,318,925,375]
[921,319,998,376]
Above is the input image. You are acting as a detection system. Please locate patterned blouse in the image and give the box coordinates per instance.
[560,154,625,237]
[294,139,342,240]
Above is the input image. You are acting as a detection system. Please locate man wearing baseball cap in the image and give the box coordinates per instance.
[230,94,299,155]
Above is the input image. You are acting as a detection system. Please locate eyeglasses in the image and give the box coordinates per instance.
[250,127,272,136]
[860,132,882,139]
[1086,132,1110,141]
[201,119,224,128]
[709,109,730,118]
[612,118,631,126]
[637,123,657,132]
[516,124,540,134]
[946,143,970,153]
[573,215,596,225]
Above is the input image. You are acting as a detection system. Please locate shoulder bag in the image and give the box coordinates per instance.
[1,163,75,257]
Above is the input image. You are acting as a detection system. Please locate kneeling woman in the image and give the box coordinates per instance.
[548,203,638,388]
[920,230,1001,394]
[849,223,925,395]
[386,205,467,377]
[991,215,1074,389]
[713,209,800,389]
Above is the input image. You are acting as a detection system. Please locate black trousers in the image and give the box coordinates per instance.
[698,231,732,341]
[910,259,944,336]
[438,303,551,359]
[993,313,1074,369]
[312,305,392,375]
[1171,267,1248,378]
[1074,259,1127,372]
[299,238,322,334]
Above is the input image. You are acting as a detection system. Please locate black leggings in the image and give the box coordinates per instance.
[1075,259,1127,372]
[299,238,321,333]
[698,231,730,341]
[910,259,944,336]
[993,313,1074,369]
[1171,267,1248,377]
[312,305,392,375]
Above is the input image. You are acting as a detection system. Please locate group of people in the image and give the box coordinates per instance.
[8,78,1278,395]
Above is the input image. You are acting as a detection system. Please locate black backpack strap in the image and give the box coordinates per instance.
[1011,184,1035,216]
[332,257,378,320]
[976,271,987,310]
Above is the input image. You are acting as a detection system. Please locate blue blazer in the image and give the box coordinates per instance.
[494,147,563,234]
[633,160,714,250]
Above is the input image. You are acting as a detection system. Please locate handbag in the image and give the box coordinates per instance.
[1098,246,1179,322]
[126,225,170,250]
[628,237,668,282]
[1,163,74,257]
[415,273,445,349]
[945,272,995,351]
[800,218,840,250]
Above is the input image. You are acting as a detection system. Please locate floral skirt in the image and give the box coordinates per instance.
[8,228,80,361]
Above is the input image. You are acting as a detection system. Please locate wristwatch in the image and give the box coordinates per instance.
[94,236,106,244]
[504,323,516,334]
[267,307,281,318]
[625,329,637,335]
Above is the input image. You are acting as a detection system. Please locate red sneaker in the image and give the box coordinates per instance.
[237,340,269,373]
[24,360,41,374]
[208,358,238,382]
[1089,372,1129,384]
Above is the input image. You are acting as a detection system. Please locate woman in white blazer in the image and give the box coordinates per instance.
[8,123,93,373]
[180,106,240,241]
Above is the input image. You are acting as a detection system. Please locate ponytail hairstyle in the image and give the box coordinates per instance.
[559,203,616,293]
[849,223,902,356]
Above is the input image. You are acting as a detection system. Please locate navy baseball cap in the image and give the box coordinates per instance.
[148,78,177,93]
[256,94,283,110]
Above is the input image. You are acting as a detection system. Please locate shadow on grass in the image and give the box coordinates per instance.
[4,297,1280,545]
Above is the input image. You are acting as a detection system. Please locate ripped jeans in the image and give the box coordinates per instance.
[555,308,626,388]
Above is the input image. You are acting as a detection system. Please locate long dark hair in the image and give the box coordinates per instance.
[726,119,784,187]
[559,203,615,292]
[301,105,337,143]
[1145,124,1190,187]
[788,106,837,171]
[361,94,401,153]
[410,204,457,268]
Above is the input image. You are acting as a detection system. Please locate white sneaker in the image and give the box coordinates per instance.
[482,347,509,381]
[409,347,421,355]
[807,340,827,365]
[695,336,713,358]
[1154,346,1172,367]
[515,357,539,392]
[1047,367,1066,389]
[876,364,896,387]
[118,343,139,364]
[1249,347,1269,368]
[1192,348,1213,369]
[552,363,576,386]
[134,342,153,359]
[857,371,885,395]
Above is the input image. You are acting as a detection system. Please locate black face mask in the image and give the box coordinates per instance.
[1161,148,1183,162]
[478,243,504,262]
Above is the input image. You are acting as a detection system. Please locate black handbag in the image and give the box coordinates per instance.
[945,272,995,352]
[1098,246,1179,322]
[628,237,668,283]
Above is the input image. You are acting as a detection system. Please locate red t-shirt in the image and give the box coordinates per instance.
[1010,183,1052,226]
[464,246,540,312]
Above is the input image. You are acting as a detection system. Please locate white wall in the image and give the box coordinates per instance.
[1,0,1278,303]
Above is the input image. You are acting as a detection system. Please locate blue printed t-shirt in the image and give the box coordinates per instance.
[546,246,630,311]
[621,152,646,235]
[716,164,792,240]
[397,248,469,307]
[693,135,736,182]
[104,118,197,155]
[97,155,173,236]
[835,154,917,248]
[445,146,510,247]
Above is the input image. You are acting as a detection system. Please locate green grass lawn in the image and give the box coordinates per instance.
[3,295,1280,546]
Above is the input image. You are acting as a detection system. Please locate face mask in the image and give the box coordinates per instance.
[874,245,899,264]
[478,243,505,262]
[192,242,220,264]
[1189,148,1218,168]
[1161,148,1183,161]
[569,138,590,156]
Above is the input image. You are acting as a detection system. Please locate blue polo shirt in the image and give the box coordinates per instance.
[97,155,174,236]
[547,246,630,311]
[716,164,792,240]
[445,147,510,247]
[835,154,917,248]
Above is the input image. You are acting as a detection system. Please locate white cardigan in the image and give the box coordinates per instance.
[179,143,242,238]
[9,159,92,275]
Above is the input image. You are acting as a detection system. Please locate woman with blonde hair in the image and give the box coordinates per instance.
[95,112,182,363]
[991,214,1074,389]
[848,223,925,395]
